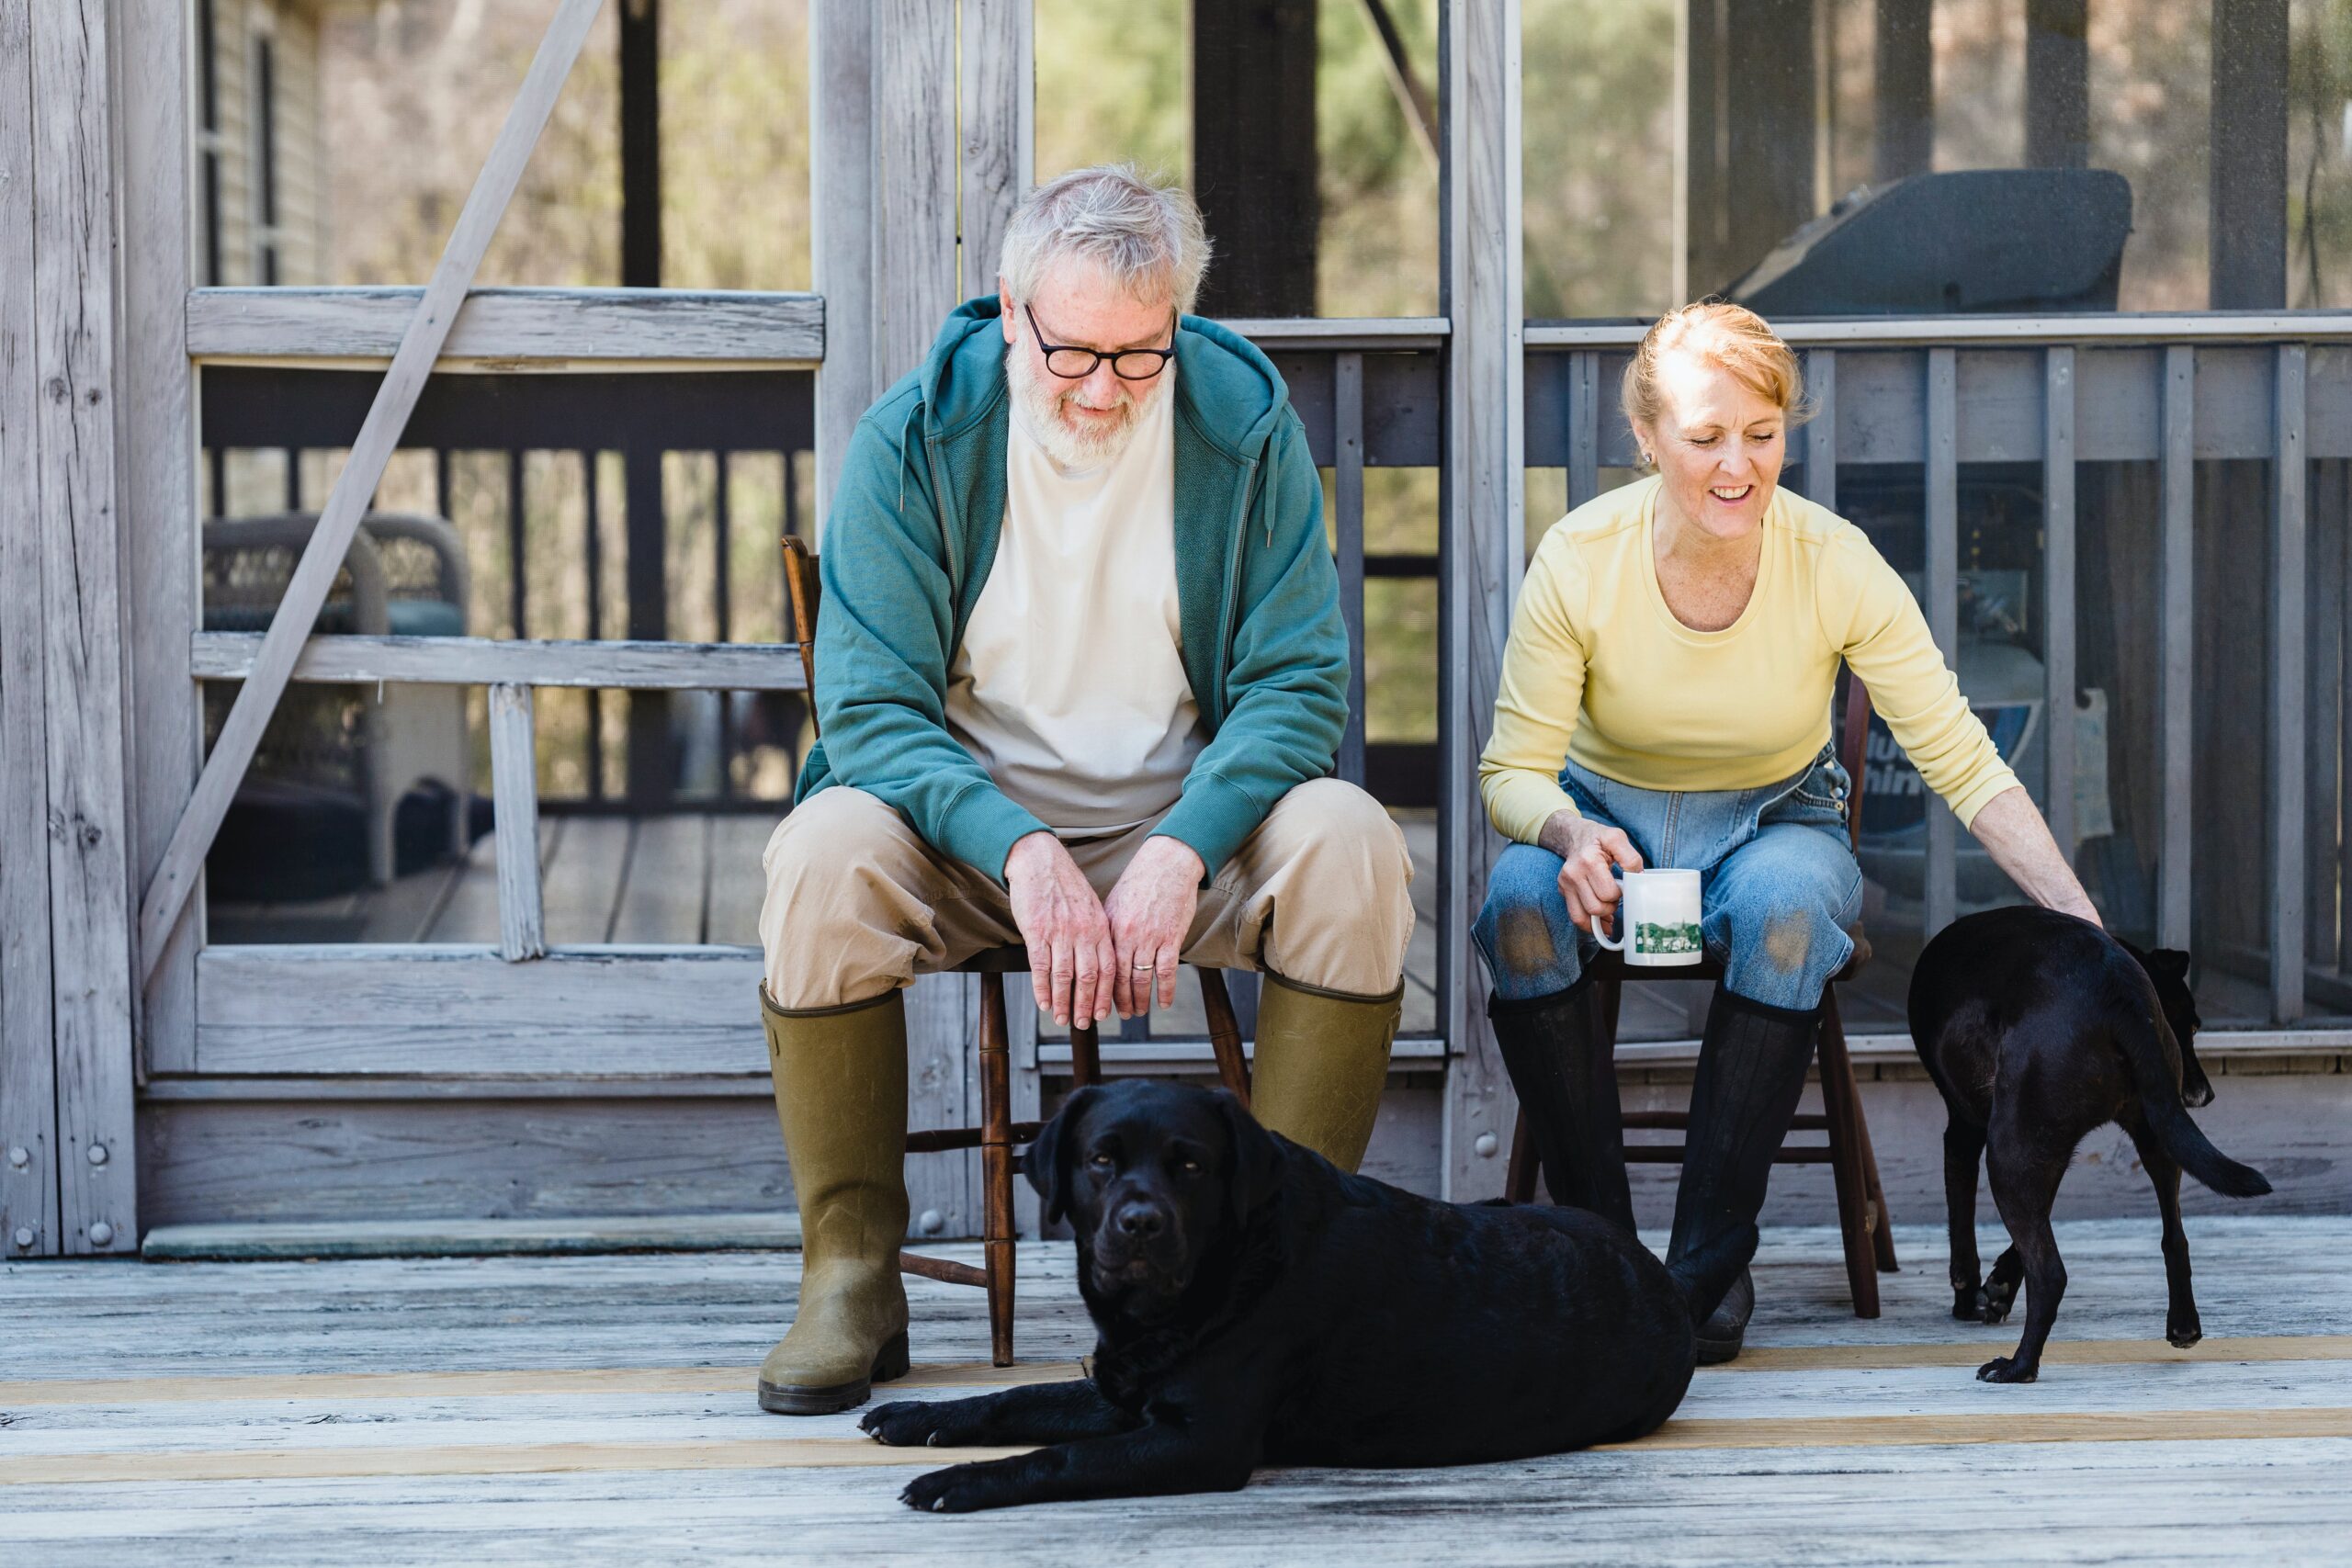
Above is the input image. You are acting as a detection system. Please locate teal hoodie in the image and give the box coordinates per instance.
[793,296,1348,884]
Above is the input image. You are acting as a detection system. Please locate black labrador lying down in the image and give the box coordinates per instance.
[1909,907,2271,1383]
[861,1080,1698,1512]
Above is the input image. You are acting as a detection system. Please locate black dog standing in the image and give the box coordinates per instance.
[862,1081,1699,1511]
[1909,908,2271,1383]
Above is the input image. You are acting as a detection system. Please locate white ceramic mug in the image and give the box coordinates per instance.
[1593,868,1704,966]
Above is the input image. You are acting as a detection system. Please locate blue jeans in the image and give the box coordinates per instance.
[1475,749,1862,1011]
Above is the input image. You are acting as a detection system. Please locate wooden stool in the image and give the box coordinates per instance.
[902,950,1251,1366]
[1502,945,1897,1316]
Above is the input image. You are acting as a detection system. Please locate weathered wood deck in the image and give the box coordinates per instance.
[3,1216,2346,1563]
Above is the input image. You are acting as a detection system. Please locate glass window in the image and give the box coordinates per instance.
[1035,0,1441,317]
[1523,0,2352,321]
[198,1,813,288]
[197,367,815,945]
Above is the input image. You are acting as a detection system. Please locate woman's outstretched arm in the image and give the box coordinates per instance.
[1965,784,2101,926]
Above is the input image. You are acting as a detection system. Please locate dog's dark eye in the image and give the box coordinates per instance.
[1179,1158,1202,1175]
[1088,1152,1114,1169]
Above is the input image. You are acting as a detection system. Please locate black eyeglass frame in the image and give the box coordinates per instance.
[1022,301,1179,381]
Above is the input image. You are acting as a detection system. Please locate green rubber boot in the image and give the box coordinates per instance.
[757,985,912,1416]
[1247,969,1404,1172]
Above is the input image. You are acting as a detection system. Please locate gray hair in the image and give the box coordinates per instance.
[998,164,1213,315]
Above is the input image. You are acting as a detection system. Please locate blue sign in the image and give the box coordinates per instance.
[1860,700,2040,840]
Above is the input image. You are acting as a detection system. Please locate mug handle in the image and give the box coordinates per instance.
[1591,901,1626,953]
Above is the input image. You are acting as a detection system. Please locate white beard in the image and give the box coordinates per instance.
[1007,346,1157,472]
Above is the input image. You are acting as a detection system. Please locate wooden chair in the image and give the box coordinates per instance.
[781,536,1251,1366]
[1501,671,1900,1317]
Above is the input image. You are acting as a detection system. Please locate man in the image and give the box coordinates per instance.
[754,165,1415,1416]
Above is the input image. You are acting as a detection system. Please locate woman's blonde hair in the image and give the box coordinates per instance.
[1622,301,1810,464]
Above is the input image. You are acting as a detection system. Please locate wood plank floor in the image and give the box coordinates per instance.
[3,1216,2346,1563]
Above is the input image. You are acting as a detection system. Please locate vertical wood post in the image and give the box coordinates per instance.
[1924,347,1958,937]
[120,0,201,1078]
[809,0,876,529]
[1335,352,1368,784]
[489,684,547,964]
[29,0,140,1254]
[1803,348,1838,511]
[2160,346,2197,950]
[874,1,958,385]
[2043,347,2077,860]
[618,0,662,289]
[1566,351,1599,511]
[877,0,971,1236]
[0,0,61,1258]
[618,0,668,814]
[1440,0,1521,1201]
[2270,344,2307,1021]
[960,0,1033,303]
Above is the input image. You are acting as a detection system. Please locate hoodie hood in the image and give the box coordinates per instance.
[918,295,1291,462]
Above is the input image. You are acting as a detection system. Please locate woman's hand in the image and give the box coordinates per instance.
[1537,809,1645,933]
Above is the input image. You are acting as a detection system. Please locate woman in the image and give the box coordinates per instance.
[1476,302,2097,1363]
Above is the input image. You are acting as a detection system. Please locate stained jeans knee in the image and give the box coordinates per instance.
[1701,824,1861,1012]
[1473,842,1589,1001]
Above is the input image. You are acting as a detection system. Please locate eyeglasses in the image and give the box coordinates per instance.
[1023,302,1177,381]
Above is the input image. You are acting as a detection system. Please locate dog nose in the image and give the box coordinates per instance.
[1114,1201,1167,1239]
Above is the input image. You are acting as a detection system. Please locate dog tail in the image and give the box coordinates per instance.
[2112,969,2272,1199]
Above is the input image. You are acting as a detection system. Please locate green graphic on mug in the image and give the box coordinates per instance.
[1636,921,1702,955]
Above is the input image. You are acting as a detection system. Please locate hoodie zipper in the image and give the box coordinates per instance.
[1208,455,1261,727]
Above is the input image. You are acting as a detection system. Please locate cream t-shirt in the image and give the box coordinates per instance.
[945,368,1205,838]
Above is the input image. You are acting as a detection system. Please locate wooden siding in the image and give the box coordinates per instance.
[202,0,325,286]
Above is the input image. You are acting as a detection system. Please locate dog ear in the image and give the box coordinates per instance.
[1213,1090,1286,1231]
[1024,1085,1101,1226]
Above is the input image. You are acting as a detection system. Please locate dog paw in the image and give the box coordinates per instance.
[1976,1355,2039,1384]
[900,1464,997,1514]
[2167,1320,2203,1349]
[861,1401,962,1448]
[1951,1287,1985,1322]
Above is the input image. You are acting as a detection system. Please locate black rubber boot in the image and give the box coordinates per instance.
[1488,973,1635,1232]
[1666,985,1820,1365]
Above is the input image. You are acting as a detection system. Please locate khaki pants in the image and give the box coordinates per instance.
[759,778,1415,1010]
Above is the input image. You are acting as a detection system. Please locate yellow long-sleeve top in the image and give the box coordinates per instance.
[1479,476,2019,845]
